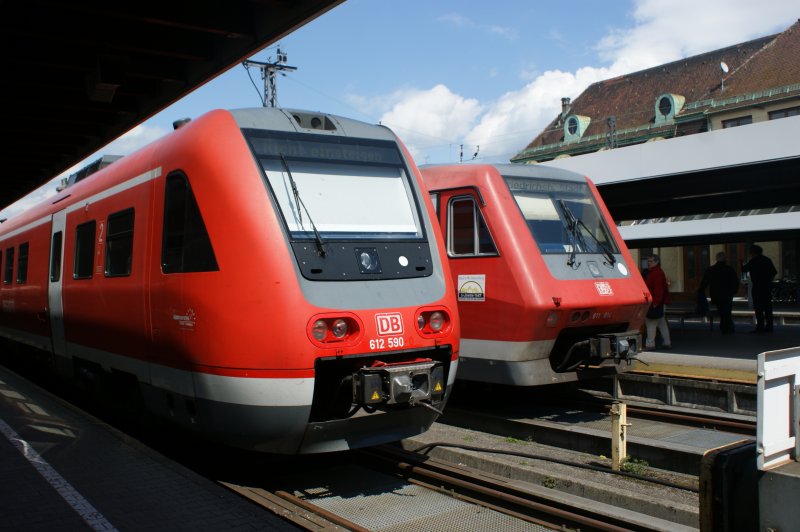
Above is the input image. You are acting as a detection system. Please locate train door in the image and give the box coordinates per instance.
[434,188,507,337]
[48,210,66,358]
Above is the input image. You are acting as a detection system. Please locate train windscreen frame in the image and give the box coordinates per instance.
[503,176,619,256]
[245,131,425,242]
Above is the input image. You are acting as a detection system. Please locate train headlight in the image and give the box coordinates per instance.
[312,320,328,341]
[308,314,362,346]
[429,311,444,332]
[332,319,348,338]
[416,308,450,337]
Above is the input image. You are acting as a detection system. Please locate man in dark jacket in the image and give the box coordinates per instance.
[699,252,740,334]
[742,244,778,333]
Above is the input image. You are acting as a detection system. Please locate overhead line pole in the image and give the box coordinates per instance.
[243,47,297,107]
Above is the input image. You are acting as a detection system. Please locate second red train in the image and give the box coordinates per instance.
[422,163,650,387]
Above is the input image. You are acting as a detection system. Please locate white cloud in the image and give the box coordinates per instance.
[377,84,484,162]
[597,0,799,72]
[466,66,613,161]
[365,0,798,164]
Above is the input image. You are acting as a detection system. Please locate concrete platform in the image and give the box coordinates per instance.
[0,366,296,532]
[634,319,800,382]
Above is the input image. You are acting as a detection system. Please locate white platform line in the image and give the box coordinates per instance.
[0,417,117,531]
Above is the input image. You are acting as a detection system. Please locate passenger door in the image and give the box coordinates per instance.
[48,210,66,358]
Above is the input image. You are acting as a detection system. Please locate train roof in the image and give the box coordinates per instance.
[420,163,590,190]
[230,108,395,141]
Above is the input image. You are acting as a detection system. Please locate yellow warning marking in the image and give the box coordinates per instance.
[434,382,442,392]
[371,391,380,401]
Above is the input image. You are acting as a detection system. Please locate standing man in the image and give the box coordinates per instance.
[699,252,740,334]
[644,254,671,349]
[742,244,777,333]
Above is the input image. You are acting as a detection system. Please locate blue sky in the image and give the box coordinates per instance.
[2,0,798,219]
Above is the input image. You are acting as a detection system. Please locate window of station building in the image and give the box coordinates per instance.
[105,209,134,277]
[447,196,497,257]
[3,247,13,284]
[161,173,219,274]
[50,231,62,282]
[768,106,800,120]
[74,221,96,279]
[722,115,753,128]
[16,242,28,284]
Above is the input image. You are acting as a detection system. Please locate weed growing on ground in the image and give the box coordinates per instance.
[621,457,649,475]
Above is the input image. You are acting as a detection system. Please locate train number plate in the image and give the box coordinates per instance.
[369,337,405,350]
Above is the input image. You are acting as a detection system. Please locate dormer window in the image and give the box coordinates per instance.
[654,93,685,124]
[563,115,591,143]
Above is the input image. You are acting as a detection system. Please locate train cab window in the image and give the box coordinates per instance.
[505,177,619,256]
[162,173,219,274]
[447,197,497,257]
[105,209,134,277]
[3,248,13,284]
[50,232,63,282]
[74,221,96,279]
[16,243,28,284]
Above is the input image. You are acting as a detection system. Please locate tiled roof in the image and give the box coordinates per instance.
[513,19,800,161]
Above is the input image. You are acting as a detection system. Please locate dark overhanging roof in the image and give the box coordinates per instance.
[598,155,800,247]
[0,0,343,210]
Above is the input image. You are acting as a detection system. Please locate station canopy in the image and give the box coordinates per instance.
[0,1,342,211]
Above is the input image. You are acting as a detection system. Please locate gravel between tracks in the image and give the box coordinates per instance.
[402,421,699,528]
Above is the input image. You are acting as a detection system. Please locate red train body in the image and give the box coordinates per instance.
[0,108,459,453]
[421,163,648,386]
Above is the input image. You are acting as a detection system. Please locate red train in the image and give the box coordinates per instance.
[0,108,459,453]
[421,163,648,386]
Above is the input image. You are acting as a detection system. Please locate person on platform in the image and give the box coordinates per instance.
[698,251,740,334]
[742,244,777,333]
[644,254,671,349]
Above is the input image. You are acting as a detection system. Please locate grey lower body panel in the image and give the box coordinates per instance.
[456,356,620,387]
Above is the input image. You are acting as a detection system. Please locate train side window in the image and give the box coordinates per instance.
[3,248,13,284]
[448,196,497,257]
[162,173,219,274]
[50,232,63,282]
[16,243,29,284]
[74,221,96,279]
[105,209,134,277]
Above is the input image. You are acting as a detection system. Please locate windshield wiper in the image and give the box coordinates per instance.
[280,154,327,257]
[558,200,616,266]
[558,200,584,268]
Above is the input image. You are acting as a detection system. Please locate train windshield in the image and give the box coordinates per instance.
[503,176,619,256]
[247,131,423,240]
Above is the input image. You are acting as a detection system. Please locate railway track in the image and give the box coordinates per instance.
[221,445,691,531]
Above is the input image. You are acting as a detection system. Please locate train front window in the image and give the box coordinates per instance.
[504,177,618,256]
[246,131,423,241]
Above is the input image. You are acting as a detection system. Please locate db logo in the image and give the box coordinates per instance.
[375,313,404,336]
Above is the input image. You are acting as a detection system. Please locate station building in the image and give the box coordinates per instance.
[511,20,800,306]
